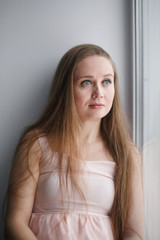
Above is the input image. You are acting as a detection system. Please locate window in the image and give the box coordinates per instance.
[132,0,160,238]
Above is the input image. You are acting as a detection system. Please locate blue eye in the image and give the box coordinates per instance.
[81,80,91,86]
[103,80,111,85]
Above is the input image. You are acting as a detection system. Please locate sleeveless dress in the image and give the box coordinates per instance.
[29,136,116,240]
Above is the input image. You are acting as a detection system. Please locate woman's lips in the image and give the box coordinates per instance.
[89,103,104,109]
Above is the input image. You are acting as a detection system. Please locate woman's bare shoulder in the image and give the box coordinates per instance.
[128,142,143,175]
[15,129,42,170]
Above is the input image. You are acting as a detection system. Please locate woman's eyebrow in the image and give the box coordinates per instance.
[76,73,114,81]
[103,74,114,78]
[76,75,94,81]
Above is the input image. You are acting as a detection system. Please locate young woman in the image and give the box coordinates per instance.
[5,44,144,240]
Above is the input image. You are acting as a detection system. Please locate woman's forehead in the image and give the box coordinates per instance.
[74,55,114,79]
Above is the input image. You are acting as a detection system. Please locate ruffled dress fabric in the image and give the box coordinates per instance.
[29,136,116,240]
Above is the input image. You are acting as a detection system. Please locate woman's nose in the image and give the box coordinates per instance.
[91,86,104,99]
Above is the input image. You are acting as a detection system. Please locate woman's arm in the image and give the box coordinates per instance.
[5,136,41,240]
[123,147,145,240]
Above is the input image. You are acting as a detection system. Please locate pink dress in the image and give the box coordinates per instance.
[29,136,116,240]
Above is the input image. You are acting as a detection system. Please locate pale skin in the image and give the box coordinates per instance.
[74,55,115,161]
[5,56,144,239]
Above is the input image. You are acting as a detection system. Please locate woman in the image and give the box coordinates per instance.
[5,44,144,240]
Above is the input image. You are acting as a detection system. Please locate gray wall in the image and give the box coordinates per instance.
[0,0,132,237]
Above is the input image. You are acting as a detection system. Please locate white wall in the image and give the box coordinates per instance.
[0,0,132,238]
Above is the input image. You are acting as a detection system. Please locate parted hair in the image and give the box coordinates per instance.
[8,44,133,240]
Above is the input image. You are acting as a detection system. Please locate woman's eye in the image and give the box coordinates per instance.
[81,80,91,86]
[103,79,111,85]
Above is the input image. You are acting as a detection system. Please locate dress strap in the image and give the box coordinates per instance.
[34,130,52,161]
[36,132,57,169]
[37,135,48,152]
[34,129,47,151]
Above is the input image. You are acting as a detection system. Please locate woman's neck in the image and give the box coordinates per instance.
[79,120,101,144]
[78,120,114,162]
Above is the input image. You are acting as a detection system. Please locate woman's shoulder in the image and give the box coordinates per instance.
[23,128,46,146]
[20,129,42,163]
[128,142,142,172]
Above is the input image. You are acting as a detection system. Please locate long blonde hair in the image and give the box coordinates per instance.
[8,44,133,240]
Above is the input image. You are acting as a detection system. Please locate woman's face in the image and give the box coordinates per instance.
[73,55,115,122]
